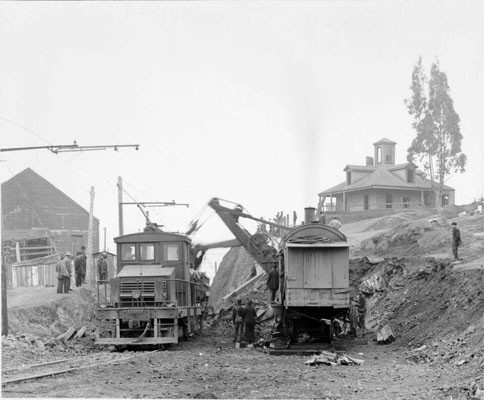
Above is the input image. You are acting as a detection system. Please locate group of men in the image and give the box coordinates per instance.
[55,248,87,294]
[55,248,110,293]
[232,298,257,344]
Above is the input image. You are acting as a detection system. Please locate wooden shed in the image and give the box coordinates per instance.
[2,168,100,260]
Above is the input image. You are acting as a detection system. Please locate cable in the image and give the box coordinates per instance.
[0,115,52,145]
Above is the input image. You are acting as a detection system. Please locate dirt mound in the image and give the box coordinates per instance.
[8,287,97,338]
[3,286,99,369]
[364,214,411,231]
[349,256,484,388]
[209,247,261,310]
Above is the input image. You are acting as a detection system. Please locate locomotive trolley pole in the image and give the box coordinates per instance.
[0,142,139,335]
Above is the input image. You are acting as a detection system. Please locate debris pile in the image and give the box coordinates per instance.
[305,351,364,366]
[2,332,98,370]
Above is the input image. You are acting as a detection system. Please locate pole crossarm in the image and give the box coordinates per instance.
[121,201,189,207]
[0,143,140,153]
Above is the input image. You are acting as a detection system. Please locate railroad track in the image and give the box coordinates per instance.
[2,349,161,386]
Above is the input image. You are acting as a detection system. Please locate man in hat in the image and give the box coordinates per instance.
[55,252,67,294]
[266,264,279,302]
[451,222,462,261]
[74,252,85,287]
[97,252,108,283]
[63,252,73,293]
[232,298,245,344]
[357,291,367,329]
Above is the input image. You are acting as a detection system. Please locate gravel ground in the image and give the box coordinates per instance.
[1,333,474,399]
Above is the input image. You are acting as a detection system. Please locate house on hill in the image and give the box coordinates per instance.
[1,168,99,262]
[318,138,455,213]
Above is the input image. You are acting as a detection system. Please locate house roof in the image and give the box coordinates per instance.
[373,138,397,145]
[319,165,454,196]
[2,167,99,223]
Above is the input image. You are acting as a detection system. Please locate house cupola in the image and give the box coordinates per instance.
[373,138,396,165]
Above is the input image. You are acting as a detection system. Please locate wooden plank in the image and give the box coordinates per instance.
[74,326,88,339]
[56,327,76,341]
[222,271,266,301]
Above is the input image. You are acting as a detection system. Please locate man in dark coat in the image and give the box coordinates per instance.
[451,222,462,261]
[266,264,279,302]
[232,299,245,343]
[357,291,367,329]
[243,300,257,344]
[79,246,87,284]
[74,252,85,287]
[97,252,108,282]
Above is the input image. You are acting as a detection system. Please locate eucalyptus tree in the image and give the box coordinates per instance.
[405,57,466,208]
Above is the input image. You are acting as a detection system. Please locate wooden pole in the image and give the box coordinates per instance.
[1,181,8,335]
[117,176,123,236]
[86,186,95,285]
[103,227,106,251]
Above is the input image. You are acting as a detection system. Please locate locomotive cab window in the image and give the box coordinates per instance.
[121,244,136,261]
[163,244,180,261]
[140,243,155,260]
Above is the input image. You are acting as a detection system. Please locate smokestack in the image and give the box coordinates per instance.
[366,156,374,166]
[304,207,316,224]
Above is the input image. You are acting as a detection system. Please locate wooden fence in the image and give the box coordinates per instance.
[8,255,59,289]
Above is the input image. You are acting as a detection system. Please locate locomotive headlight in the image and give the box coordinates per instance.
[132,290,141,299]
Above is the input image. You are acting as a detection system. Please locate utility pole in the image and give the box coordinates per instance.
[0,141,139,335]
[103,227,107,252]
[117,176,124,236]
[86,186,95,285]
[1,182,7,336]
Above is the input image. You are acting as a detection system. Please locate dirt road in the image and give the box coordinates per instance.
[2,333,473,400]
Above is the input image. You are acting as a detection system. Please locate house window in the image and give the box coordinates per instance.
[385,193,393,209]
[376,147,382,163]
[346,171,351,185]
[364,195,369,211]
[402,197,410,208]
[407,169,414,183]
[442,195,449,207]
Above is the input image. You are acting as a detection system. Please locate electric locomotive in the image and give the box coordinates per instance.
[95,229,204,346]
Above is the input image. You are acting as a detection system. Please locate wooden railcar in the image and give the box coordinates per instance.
[276,223,350,342]
[95,231,204,346]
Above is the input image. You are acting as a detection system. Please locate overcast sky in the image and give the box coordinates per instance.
[1,1,483,276]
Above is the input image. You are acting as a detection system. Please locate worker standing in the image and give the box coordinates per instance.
[63,252,73,293]
[266,264,279,302]
[232,299,245,344]
[451,222,462,261]
[74,252,84,287]
[55,252,66,294]
[349,297,359,336]
[97,252,108,283]
[243,300,257,344]
[357,291,367,330]
[328,216,342,230]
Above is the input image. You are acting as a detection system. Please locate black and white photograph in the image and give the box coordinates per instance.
[1,1,483,399]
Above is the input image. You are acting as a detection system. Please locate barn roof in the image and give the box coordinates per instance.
[1,167,99,223]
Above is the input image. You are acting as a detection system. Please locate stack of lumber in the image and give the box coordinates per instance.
[305,351,364,366]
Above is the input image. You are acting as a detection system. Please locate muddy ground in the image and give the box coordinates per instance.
[1,332,479,400]
[2,208,484,399]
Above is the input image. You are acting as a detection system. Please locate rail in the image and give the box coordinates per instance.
[2,349,162,385]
